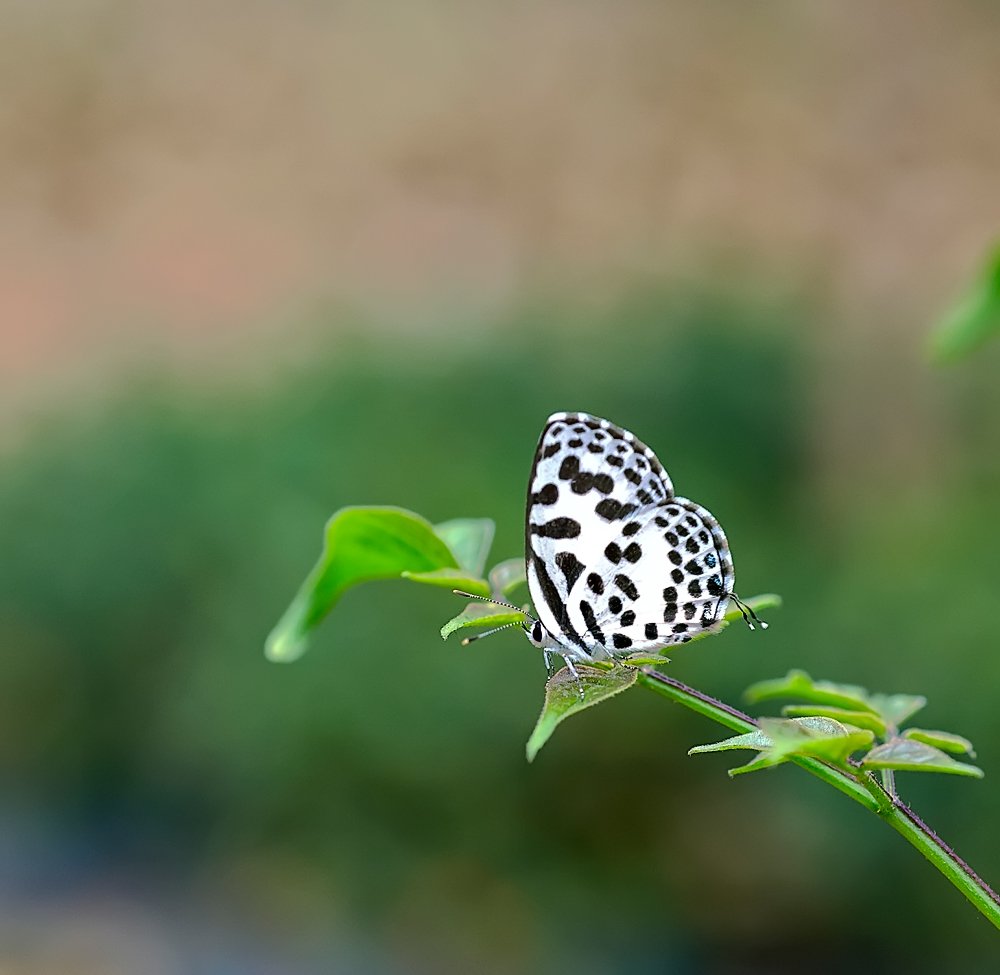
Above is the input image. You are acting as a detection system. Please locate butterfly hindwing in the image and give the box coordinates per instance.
[565,498,733,655]
[525,411,734,660]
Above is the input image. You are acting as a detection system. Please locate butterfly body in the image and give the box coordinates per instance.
[524,412,735,671]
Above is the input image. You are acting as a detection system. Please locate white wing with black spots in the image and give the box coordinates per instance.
[524,411,734,664]
[565,498,733,656]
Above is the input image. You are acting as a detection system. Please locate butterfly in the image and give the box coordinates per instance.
[461,412,762,675]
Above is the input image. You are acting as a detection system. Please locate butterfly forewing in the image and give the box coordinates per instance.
[525,411,733,660]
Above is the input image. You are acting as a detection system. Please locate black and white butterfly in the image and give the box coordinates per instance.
[461,412,762,675]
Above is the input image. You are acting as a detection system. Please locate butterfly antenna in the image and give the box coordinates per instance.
[452,589,530,617]
[461,621,523,646]
[730,593,768,631]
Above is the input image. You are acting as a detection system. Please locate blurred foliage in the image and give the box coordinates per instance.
[2,290,1000,972]
[929,242,1000,363]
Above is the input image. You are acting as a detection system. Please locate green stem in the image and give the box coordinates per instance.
[638,669,1000,931]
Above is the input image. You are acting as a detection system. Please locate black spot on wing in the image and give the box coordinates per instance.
[615,574,639,600]
[532,483,559,505]
[612,633,632,650]
[542,443,560,459]
[580,600,606,645]
[593,473,614,494]
[555,551,585,590]
[587,572,604,595]
[530,517,581,539]
[622,542,642,563]
[644,622,658,640]
[558,456,580,480]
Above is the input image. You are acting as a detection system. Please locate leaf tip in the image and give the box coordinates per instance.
[264,628,306,663]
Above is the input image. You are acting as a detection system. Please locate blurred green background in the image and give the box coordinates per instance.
[3,2,1000,972]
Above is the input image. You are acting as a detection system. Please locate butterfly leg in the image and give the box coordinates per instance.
[559,656,586,701]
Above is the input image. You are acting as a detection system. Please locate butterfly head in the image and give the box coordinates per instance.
[525,618,548,648]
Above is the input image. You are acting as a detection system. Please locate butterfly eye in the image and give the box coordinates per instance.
[531,621,544,644]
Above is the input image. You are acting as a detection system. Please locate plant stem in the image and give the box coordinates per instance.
[638,668,1000,931]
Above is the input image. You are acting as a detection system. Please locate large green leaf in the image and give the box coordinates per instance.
[928,241,1000,363]
[266,506,487,662]
[526,665,637,762]
[862,738,984,779]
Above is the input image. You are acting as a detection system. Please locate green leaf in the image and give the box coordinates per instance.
[526,665,637,762]
[689,727,774,755]
[440,603,526,641]
[745,670,878,714]
[399,567,491,595]
[434,518,495,576]
[866,693,927,727]
[690,716,874,777]
[928,241,1000,364]
[266,506,464,662]
[902,728,977,759]
[488,558,528,600]
[781,705,888,736]
[862,738,984,778]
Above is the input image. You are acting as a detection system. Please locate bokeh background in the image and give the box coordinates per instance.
[3,2,1000,972]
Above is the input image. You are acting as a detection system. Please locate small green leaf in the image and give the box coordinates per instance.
[902,728,977,759]
[440,603,525,641]
[434,518,495,576]
[928,241,1000,364]
[266,506,463,662]
[488,558,528,599]
[690,716,874,777]
[862,738,984,778]
[781,705,888,736]
[745,670,878,714]
[689,727,774,755]
[758,716,874,768]
[866,693,927,727]
[526,665,637,762]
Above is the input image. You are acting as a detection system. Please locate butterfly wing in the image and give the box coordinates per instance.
[525,411,674,657]
[564,497,734,656]
[525,411,733,659]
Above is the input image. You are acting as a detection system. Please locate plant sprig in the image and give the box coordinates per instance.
[266,505,998,931]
